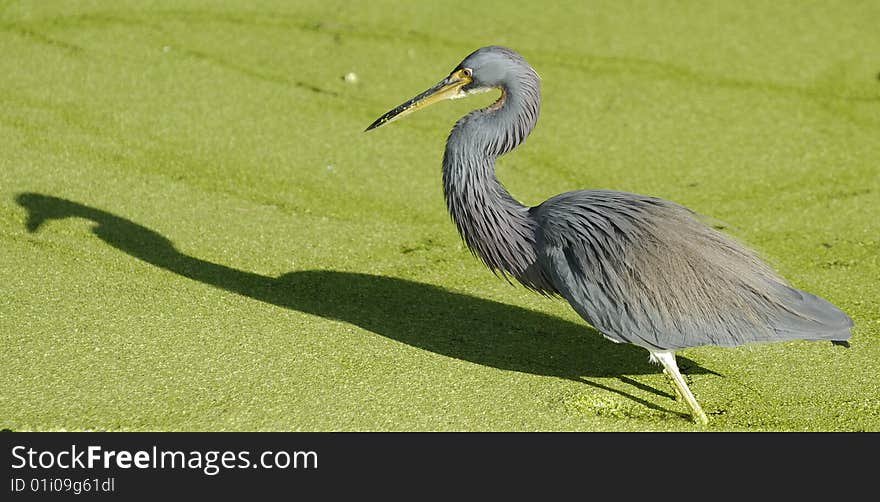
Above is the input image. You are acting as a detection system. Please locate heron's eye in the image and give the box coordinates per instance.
[462,68,473,77]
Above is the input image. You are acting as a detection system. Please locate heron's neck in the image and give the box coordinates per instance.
[442,77,550,291]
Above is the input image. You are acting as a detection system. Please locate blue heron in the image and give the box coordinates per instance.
[366,46,852,424]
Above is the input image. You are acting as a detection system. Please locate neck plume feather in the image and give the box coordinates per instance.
[441,70,554,293]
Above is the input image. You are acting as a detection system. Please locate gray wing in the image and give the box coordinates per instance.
[531,190,853,350]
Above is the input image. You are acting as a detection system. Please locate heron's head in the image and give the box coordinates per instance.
[365,46,536,131]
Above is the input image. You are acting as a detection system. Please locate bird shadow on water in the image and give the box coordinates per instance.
[15,192,719,417]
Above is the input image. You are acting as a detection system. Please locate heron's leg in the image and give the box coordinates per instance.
[650,350,709,425]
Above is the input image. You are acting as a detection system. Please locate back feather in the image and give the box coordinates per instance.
[533,190,853,350]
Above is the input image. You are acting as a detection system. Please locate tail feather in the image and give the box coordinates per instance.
[767,283,853,345]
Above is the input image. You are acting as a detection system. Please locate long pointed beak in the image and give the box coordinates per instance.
[365,68,473,131]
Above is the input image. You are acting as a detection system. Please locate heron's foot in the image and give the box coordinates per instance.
[687,401,709,426]
[653,351,709,425]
